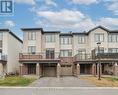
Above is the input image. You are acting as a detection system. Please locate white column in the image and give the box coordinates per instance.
[92,63,96,76]
[76,64,80,78]
[20,63,23,75]
[36,63,40,77]
[57,63,60,78]
[114,62,118,76]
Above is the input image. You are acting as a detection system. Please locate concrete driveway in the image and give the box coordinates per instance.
[30,77,95,87]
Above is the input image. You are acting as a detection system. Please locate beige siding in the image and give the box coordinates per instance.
[22,27,118,57]
[7,32,22,73]
[43,33,60,52]
[73,35,88,55]
[88,28,108,53]
[23,30,42,53]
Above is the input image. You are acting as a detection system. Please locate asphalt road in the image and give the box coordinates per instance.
[0,87,118,95]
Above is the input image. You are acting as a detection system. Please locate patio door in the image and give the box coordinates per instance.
[46,49,55,59]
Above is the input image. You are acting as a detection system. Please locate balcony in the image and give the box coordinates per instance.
[60,57,73,65]
[19,52,60,62]
[73,54,93,62]
[0,54,7,62]
[95,53,118,60]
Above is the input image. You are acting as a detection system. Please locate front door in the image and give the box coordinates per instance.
[27,64,36,74]
[46,49,55,59]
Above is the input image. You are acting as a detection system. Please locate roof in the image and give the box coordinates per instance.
[21,28,43,33]
[44,31,60,33]
[60,33,73,36]
[109,30,118,33]
[0,29,23,43]
[21,26,118,36]
[0,29,9,31]
[72,31,87,35]
[87,26,110,34]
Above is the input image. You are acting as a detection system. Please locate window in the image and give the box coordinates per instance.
[108,34,118,42]
[60,50,72,57]
[0,32,3,40]
[45,34,55,43]
[60,36,72,45]
[77,50,86,60]
[95,34,104,42]
[95,47,104,54]
[28,32,36,40]
[108,48,118,53]
[78,36,86,44]
[28,46,36,53]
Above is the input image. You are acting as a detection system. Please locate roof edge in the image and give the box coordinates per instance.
[0,28,23,43]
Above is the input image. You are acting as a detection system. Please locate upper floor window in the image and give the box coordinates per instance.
[108,48,118,53]
[108,34,118,42]
[77,49,86,54]
[95,33,104,42]
[28,32,36,40]
[77,49,86,60]
[0,33,3,40]
[78,36,86,44]
[95,47,104,54]
[45,34,55,43]
[60,50,72,57]
[28,46,36,53]
[60,36,72,45]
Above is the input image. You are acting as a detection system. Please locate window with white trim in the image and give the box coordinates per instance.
[45,34,55,43]
[28,32,36,40]
[108,34,118,42]
[95,33,104,42]
[60,36,72,45]
[78,36,86,44]
[60,50,72,57]
[28,46,36,53]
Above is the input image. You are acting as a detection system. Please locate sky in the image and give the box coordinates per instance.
[0,0,118,39]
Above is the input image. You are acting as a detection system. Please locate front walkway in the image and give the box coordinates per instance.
[30,76,96,87]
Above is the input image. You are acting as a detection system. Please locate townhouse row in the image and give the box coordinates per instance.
[0,26,118,78]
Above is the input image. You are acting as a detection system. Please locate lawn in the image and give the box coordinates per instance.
[81,76,118,87]
[0,76,36,86]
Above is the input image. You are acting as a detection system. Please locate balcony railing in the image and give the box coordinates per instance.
[0,54,7,61]
[19,52,60,61]
[74,54,93,62]
[95,53,118,59]
[60,57,73,64]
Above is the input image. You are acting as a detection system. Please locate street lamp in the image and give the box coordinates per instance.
[97,42,101,80]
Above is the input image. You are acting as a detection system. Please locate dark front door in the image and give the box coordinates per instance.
[46,49,55,59]
[27,64,36,74]
[80,64,85,74]
[80,64,92,74]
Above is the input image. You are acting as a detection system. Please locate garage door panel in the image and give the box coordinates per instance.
[44,67,56,77]
[61,65,72,76]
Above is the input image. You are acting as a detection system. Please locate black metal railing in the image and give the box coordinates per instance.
[74,53,92,61]
[95,53,118,59]
[0,54,7,61]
